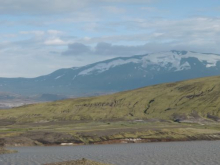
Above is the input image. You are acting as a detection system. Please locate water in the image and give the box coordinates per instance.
[1,141,220,165]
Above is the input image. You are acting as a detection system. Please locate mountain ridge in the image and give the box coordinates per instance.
[0,50,220,97]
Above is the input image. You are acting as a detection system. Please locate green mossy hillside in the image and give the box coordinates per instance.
[0,76,220,123]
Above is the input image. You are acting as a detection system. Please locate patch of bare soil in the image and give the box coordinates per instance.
[22,132,82,145]
[0,136,41,147]
[0,132,83,146]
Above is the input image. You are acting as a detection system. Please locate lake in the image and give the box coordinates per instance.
[1,141,220,165]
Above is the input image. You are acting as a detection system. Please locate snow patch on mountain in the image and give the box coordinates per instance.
[76,51,220,76]
[142,52,184,70]
[72,75,77,80]
[183,52,220,68]
[176,62,191,71]
[78,58,140,76]
[55,74,65,80]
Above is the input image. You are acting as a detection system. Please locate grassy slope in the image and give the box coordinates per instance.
[1,76,220,146]
[0,76,220,123]
[0,77,220,122]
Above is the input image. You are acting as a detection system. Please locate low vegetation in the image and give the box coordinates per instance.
[0,147,17,154]
[0,76,220,123]
[0,76,220,146]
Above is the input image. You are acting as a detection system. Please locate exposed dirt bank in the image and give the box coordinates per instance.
[1,131,220,147]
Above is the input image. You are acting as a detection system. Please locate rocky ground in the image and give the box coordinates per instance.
[0,147,17,154]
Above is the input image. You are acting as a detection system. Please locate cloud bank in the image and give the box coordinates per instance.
[0,0,220,77]
[0,0,154,15]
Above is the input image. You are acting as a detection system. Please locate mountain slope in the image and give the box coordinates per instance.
[0,75,220,123]
[0,50,220,97]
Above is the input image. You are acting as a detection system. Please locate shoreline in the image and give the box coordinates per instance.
[5,136,220,148]
[1,121,220,149]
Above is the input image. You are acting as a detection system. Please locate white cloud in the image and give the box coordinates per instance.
[20,30,64,36]
[20,31,45,36]
[47,30,64,35]
[61,16,220,56]
[16,30,70,46]
[0,0,155,15]
[0,0,219,78]
[141,7,158,12]
[44,38,66,45]
[0,42,112,77]
[0,0,86,15]
[103,6,126,14]
[1,34,17,38]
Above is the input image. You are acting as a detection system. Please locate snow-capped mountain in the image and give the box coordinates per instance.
[0,50,220,97]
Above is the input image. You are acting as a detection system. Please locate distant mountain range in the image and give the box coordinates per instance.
[0,50,220,99]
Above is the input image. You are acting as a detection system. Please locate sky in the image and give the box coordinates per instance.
[0,0,220,77]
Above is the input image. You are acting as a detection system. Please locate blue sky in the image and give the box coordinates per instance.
[0,0,220,77]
